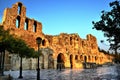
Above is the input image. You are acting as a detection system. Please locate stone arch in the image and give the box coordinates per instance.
[42,39,46,46]
[48,54,54,69]
[40,54,44,69]
[84,56,87,63]
[57,53,65,69]
[80,55,83,61]
[24,18,28,30]
[88,55,91,62]
[95,56,97,62]
[75,55,78,61]
[70,37,72,45]
[33,21,37,32]
[70,54,73,69]
[18,2,22,15]
[16,16,20,28]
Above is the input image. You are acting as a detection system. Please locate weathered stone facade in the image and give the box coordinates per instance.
[1,2,113,70]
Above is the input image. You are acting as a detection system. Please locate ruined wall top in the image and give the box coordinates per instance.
[2,2,42,34]
[0,2,99,53]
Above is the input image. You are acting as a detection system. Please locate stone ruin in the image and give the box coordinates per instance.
[0,2,113,70]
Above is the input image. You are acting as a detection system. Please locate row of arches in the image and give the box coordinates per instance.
[57,53,104,69]
[16,3,39,33]
[74,55,103,63]
[16,16,37,33]
[20,51,104,69]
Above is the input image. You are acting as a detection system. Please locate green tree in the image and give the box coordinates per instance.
[0,26,14,75]
[11,38,35,78]
[0,26,37,77]
[92,1,120,53]
[92,0,120,62]
[6,34,37,78]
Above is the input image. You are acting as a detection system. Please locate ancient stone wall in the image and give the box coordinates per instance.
[1,2,114,70]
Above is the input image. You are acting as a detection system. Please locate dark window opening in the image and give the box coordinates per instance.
[95,56,97,61]
[24,19,28,30]
[18,3,22,15]
[16,16,20,28]
[75,55,78,60]
[70,54,73,69]
[84,56,87,62]
[57,53,65,69]
[33,21,37,32]
[70,37,72,45]
[77,38,79,41]
[42,39,46,46]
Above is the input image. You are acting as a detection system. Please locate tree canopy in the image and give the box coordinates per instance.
[0,26,37,58]
[92,0,120,53]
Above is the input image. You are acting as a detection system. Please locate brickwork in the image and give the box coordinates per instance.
[1,2,113,69]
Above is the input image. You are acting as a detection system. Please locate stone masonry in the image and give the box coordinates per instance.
[0,2,113,70]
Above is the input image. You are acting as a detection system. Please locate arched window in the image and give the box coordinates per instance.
[84,56,87,62]
[16,16,20,28]
[24,19,28,30]
[16,19,19,28]
[70,37,72,45]
[18,3,22,15]
[75,55,78,60]
[33,21,37,32]
[42,39,46,46]
[95,56,97,61]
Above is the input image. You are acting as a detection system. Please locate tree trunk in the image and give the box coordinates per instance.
[0,51,5,76]
[115,47,119,63]
[0,52,2,75]
[18,56,23,78]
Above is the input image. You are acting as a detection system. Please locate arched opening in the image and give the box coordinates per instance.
[24,19,28,30]
[40,55,44,69]
[70,37,72,45]
[83,56,87,69]
[48,54,54,69]
[88,56,91,62]
[33,21,37,32]
[75,55,78,62]
[18,3,22,15]
[84,56,87,63]
[95,56,97,62]
[16,16,20,28]
[42,39,46,46]
[70,54,73,69]
[80,55,83,61]
[57,53,65,69]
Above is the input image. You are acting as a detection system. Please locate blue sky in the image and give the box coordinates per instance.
[0,0,115,50]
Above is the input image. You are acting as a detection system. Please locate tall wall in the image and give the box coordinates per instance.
[1,2,113,70]
[2,2,44,50]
